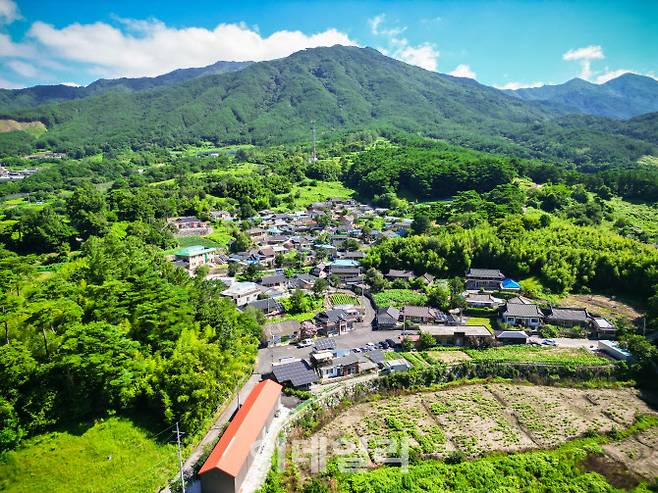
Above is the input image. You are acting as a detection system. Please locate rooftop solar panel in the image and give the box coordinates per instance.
[315,338,337,350]
[272,360,318,387]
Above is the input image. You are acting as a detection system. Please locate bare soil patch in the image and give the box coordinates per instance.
[308,383,657,467]
[426,351,472,364]
[561,294,643,322]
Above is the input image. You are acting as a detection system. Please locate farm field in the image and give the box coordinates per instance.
[308,383,657,467]
[463,345,610,366]
[330,293,360,306]
[390,346,608,368]
[372,289,428,308]
[0,417,177,493]
[560,292,644,323]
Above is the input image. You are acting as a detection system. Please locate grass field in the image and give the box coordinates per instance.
[603,196,658,243]
[330,293,360,306]
[372,289,428,308]
[0,417,178,493]
[276,180,354,211]
[465,316,493,332]
[463,346,609,366]
[205,222,236,248]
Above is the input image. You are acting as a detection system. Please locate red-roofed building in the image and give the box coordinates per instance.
[199,380,282,493]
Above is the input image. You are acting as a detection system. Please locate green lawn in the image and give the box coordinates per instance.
[276,180,354,211]
[0,417,178,493]
[465,316,493,332]
[206,221,236,248]
[373,289,428,308]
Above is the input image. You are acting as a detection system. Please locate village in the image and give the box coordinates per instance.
[165,197,630,398]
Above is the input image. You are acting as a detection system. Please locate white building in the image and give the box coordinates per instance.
[221,281,261,307]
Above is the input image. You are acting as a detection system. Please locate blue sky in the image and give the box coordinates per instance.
[0,0,656,89]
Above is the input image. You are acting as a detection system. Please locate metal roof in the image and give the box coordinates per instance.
[199,380,281,478]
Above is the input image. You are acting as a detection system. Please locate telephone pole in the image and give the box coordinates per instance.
[311,121,317,162]
[175,422,186,493]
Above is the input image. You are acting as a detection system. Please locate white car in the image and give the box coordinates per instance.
[542,339,557,347]
[297,339,313,348]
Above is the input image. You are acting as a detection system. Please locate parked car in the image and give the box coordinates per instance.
[386,338,398,348]
[542,339,557,347]
[297,339,313,348]
[379,341,389,349]
[366,342,377,347]
[352,347,362,353]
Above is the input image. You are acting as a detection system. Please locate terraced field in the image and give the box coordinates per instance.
[308,383,657,467]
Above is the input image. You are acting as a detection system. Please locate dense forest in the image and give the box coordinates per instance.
[0,234,260,453]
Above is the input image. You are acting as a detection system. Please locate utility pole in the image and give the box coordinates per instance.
[311,121,317,162]
[175,422,186,493]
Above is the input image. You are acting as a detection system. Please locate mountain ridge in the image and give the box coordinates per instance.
[0,60,253,113]
[507,73,658,119]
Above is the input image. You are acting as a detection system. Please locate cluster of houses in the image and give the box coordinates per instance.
[0,165,38,181]
[269,338,410,389]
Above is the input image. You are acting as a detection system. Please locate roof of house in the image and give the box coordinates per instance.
[376,307,400,324]
[547,307,589,322]
[175,245,216,257]
[419,325,493,337]
[272,360,319,387]
[264,319,301,337]
[249,298,284,313]
[222,281,261,297]
[495,330,529,339]
[315,309,348,323]
[592,317,615,330]
[329,259,360,267]
[386,269,414,278]
[503,302,543,318]
[260,274,287,285]
[401,305,446,320]
[507,296,536,305]
[466,268,505,279]
[314,338,337,351]
[365,349,385,364]
[199,379,282,478]
[501,278,521,289]
[465,293,504,304]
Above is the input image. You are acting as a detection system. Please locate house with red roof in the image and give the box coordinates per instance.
[199,380,282,493]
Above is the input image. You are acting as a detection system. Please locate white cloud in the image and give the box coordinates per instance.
[24,19,357,78]
[367,14,405,37]
[7,59,39,78]
[0,33,33,57]
[368,14,438,71]
[449,64,476,79]
[61,81,81,87]
[562,45,604,80]
[0,0,19,24]
[497,81,544,90]
[0,75,21,89]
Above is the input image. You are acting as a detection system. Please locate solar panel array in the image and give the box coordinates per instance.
[365,349,385,364]
[272,360,319,387]
[314,338,337,350]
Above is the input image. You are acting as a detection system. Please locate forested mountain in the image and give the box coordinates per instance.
[1,46,656,167]
[0,60,252,112]
[508,73,658,119]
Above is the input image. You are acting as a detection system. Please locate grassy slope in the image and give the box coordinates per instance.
[275,180,354,211]
[0,418,177,493]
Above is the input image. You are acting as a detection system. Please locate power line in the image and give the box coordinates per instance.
[176,422,186,493]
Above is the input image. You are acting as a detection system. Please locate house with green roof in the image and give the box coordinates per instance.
[174,245,217,271]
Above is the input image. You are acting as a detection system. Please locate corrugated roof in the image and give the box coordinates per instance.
[199,380,282,478]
